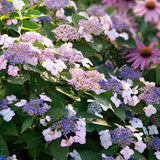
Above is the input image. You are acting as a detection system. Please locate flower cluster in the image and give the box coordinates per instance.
[42,106,86,147]
[3,43,39,65]
[22,98,51,116]
[110,126,133,147]
[68,65,105,92]
[0,0,16,15]
[52,24,80,41]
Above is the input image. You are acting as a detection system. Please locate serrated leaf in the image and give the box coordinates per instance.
[92,91,112,110]
[0,89,5,101]
[56,86,80,101]
[29,145,41,158]
[40,71,58,83]
[47,107,66,121]
[156,64,160,83]
[33,40,44,50]
[116,37,136,48]
[21,116,34,134]
[7,71,30,84]
[22,9,44,19]
[105,7,115,15]
[88,37,110,52]
[22,20,40,31]
[48,139,69,160]
[78,150,101,160]
[42,22,56,41]
[25,64,41,74]
[72,14,87,26]
[132,151,147,160]
[16,131,39,144]
[27,136,41,149]
[0,136,8,156]
[73,42,95,57]
[113,106,126,122]
[0,121,18,136]
[99,145,117,155]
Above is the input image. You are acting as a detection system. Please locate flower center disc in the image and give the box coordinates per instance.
[146,1,156,9]
[140,47,152,57]
[50,131,55,135]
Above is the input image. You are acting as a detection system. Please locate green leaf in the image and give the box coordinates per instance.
[22,20,40,31]
[27,136,42,149]
[42,22,56,41]
[47,107,66,121]
[88,37,111,52]
[156,64,160,83]
[113,106,126,122]
[3,20,22,32]
[16,131,39,144]
[48,139,69,160]
[73,42,96,57]
[92,91,112,110]
[105,7,115,15]
[132,151,147,160]
[7,71,30,84]
[72,14,87,26]
[99,145,117,155]
[0,121,18,136]
[21,117,34,134]
[0,136,8,156]
[33,40,44,49]
[0,89,5,101]
[40,71,58,83]
[25,64,41,74]
[29,145,41,158]
[78,150,101,160]
[56,86,81,101]
[116,37,136,48]
[22,9,44,19]
[155,112,160,127]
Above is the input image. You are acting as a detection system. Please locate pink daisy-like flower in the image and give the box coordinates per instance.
[103,0,135,10]
[121,39,160,70]
[134,0,160,22]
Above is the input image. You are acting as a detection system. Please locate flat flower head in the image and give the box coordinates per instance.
[14,99,27,107]
[129,117,143,129]
[120,146,134,160]
[122,39,160,70]
[61,136,74,147]
[143,104,157,117]
[148,124,159,135]
[13,0,25,11]
[0,55,7,70]
[134,0,160,22]
[134,141,147,153]
[7,65,19,77]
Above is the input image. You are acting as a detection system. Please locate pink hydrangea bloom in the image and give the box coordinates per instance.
[39,94,52,102]
[134,141,147,153]
[143,104,157,117]
[0,55,8,70]
[14,99,27,107]
[134,0,160,22]
[120,146,134,160]
[155,151,160,159]
[61,136,74,147]
[6,18,18,25]
[121,39,160,70]
[42,128,62,142]
[7,65,19,77]
[99,129,112,149]
[0,108,15,122]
